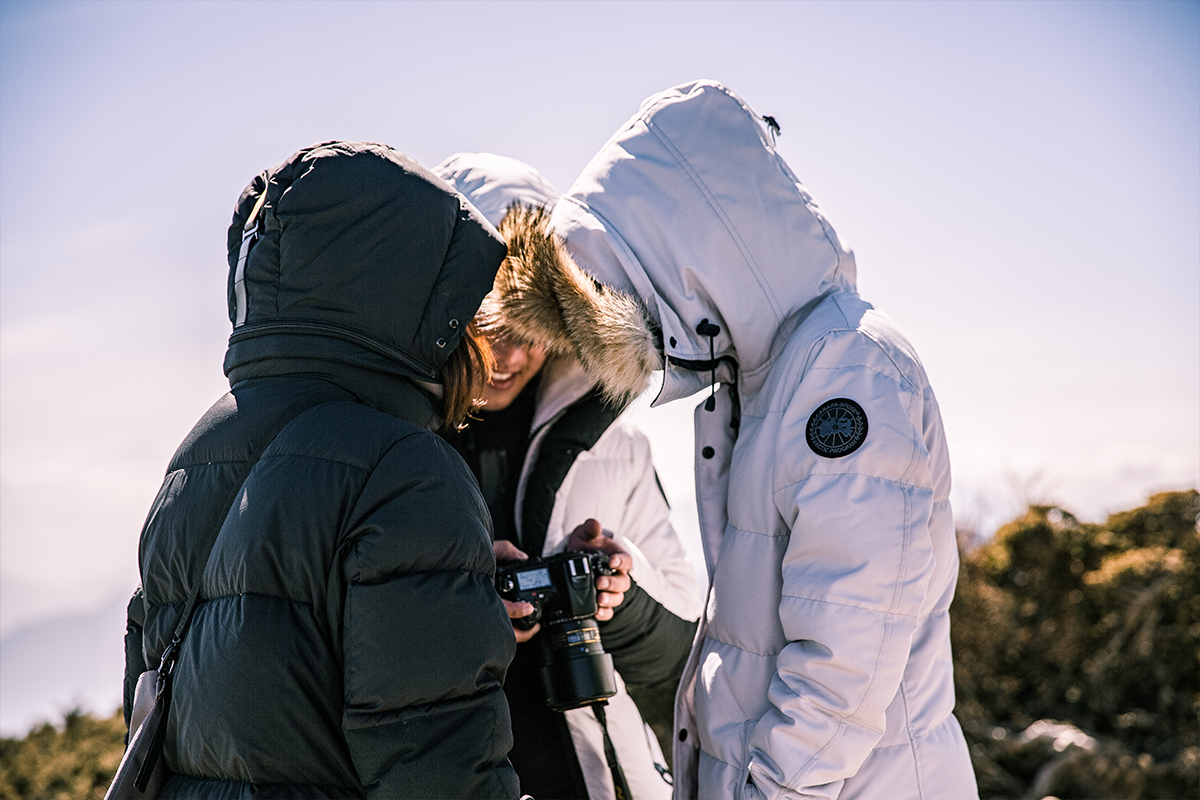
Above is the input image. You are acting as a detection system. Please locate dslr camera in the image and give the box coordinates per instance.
[496,550,618,711]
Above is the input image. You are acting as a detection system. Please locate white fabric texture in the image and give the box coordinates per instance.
[551,80,977,800]
[434,152,560,228]
[437,153,703,800]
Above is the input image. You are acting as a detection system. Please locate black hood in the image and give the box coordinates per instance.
[223,141,505,385]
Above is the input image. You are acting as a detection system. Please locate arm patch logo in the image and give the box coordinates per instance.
[805,398,868,458]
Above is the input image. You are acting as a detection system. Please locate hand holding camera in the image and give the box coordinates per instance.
[564,519,632,621]
[494,519,633,710]
[494,539,541,642]
[492,520,632,634]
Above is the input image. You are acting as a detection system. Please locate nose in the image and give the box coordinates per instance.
[492,339,530,372]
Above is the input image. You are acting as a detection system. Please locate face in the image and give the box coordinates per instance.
[479,335,548,411]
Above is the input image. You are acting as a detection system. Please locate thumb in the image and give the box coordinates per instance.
[579,518,603,543]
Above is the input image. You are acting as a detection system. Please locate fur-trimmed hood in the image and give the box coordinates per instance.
[434,152,662,405]
[486,205,662,404]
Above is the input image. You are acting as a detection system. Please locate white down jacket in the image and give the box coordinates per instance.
[550,82,978,800]
[437,153,705,800]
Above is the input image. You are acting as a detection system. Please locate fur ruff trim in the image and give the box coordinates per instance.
[482,205,661,404]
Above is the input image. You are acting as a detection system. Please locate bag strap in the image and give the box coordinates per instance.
[134,390,341,790]
[134,448,260,790]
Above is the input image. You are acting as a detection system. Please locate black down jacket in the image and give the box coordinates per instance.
[124,141,519,798]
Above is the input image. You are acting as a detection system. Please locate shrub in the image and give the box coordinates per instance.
[0,708,126,800]
[952,490,1200,798]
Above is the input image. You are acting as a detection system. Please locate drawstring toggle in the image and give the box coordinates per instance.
[697,319,721,411]
[761,115,781,146]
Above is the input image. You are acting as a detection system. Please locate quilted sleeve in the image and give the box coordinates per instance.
[338,433,519,799]
[748,330,936,797]
[122,586,148,736]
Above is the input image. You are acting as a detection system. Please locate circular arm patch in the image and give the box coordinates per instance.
[805,398,868,458]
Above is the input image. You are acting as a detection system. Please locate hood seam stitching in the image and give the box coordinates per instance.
[642,118,785,327]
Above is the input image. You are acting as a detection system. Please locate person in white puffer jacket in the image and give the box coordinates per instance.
[497,82,980,799]
[435,153,705,800]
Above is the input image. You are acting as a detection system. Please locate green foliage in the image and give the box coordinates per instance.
[0,709,126,800]
[952,490,1200,799]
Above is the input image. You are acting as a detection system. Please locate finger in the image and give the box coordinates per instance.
[607,552,631,573]
[513,622,540,643]
[581,518,603,540]
[494,539,529,563]
[597,590,626,609]
[595,576,629,593]
[595,607,613,622]
[598,571,631,590]
[503,599,536,620]
[567,518,604,546]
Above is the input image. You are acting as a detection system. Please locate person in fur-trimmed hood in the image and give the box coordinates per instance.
[435,153,704,800]
[490,83,979,799]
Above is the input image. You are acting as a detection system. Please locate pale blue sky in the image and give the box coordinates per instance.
[2,0,1197,648]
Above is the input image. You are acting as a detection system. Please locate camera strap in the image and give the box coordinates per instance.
[592,702,634,800]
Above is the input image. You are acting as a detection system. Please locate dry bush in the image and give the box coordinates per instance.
[0,708,126,799]
[951,490,1200,799]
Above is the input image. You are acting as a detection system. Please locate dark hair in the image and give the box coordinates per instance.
[441,320,493,429]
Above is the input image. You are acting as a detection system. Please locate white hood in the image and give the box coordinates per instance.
[550,80,857,405]
[434,152,559,227]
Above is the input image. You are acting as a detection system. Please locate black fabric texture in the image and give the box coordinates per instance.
[501,633,591,800]
[159,774,357,799]
[127,143,517,800]
[599,581,697,687]
[132,377,518,798]
[223,141,505,383]
[438,377,539,546]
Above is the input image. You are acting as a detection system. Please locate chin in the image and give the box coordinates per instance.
[481,390,516,411]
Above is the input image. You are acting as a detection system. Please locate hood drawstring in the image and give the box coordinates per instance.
[695,319,741,436]
[666,320,741,435]
[696,319,721,412]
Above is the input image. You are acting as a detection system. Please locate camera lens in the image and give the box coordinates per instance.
[538,617,617,711]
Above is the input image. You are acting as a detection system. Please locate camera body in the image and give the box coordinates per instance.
[496,549,613,629]
[496,550,618,710]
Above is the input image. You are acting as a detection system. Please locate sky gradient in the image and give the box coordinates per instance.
[2,0,1197,651]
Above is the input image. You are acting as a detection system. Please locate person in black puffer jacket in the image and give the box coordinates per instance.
[122,141,520,799]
